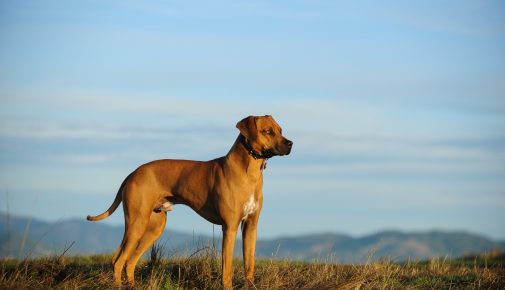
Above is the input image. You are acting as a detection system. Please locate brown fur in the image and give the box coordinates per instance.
[87,115,292,289]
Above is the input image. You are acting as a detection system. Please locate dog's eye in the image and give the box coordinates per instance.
[263,129,274,136]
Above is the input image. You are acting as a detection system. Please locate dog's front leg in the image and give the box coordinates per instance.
[242,216,258,288]
[222,223,238,290]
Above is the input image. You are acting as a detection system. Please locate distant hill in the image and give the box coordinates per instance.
[0,212,209,259]
[1,212,503,263]
[253,231,505,262]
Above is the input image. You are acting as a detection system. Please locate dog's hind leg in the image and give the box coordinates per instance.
[112,214,149,285]
[112,236,125,265]
[125,211,167,284]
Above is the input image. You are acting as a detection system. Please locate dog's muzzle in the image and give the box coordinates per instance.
[273,138,292,156]
[264,138,292,157]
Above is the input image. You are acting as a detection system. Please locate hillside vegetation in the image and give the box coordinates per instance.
[2,213,504,263]
[1,247,504,289]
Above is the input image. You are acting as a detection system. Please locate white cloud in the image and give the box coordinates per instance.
[58,154,112,165]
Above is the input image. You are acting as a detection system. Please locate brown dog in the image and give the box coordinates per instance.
[87,115,292,289]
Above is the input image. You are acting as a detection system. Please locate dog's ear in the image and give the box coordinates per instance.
[236,116,257,140]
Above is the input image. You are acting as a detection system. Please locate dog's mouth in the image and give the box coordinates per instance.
[264,146,292,157]
[277,147,292,156]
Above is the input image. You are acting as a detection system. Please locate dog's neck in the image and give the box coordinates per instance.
[226,135,266,175]
[238,134,266,160]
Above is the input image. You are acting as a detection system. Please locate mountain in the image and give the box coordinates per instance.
[1,212,503,263]
[0,212,209,259]
[254,231,505,263]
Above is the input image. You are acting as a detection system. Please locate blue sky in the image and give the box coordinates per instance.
[1,0,504,240]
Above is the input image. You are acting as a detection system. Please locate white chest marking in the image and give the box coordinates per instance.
[242,195,258,220]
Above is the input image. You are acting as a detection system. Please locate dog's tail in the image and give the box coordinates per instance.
[86,173,131,222]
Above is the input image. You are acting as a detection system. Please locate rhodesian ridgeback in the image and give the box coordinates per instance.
[87,115,292,289]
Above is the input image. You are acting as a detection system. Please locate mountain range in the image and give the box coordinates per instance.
[1,212,503,263]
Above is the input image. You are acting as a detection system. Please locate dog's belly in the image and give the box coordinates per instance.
[193,207,223,225]
[171,197,223,225]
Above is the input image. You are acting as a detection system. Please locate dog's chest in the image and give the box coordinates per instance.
[242,195,258,220]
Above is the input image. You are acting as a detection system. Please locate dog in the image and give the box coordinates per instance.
[87,115,292,289]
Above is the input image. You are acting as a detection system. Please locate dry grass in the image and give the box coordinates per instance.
[1,248,504,289]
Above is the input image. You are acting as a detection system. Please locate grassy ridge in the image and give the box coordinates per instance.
[1,249,504,289]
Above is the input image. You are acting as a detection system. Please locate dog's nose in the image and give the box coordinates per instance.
[285,139,293,148]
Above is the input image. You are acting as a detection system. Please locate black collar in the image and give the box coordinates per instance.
[239,134,268,160]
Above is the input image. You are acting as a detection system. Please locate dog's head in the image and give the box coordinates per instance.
[236,115,293,158]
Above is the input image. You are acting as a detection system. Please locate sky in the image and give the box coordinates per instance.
[1,0,504,240]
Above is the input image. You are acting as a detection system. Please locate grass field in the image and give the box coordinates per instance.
[1,247,504,289]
